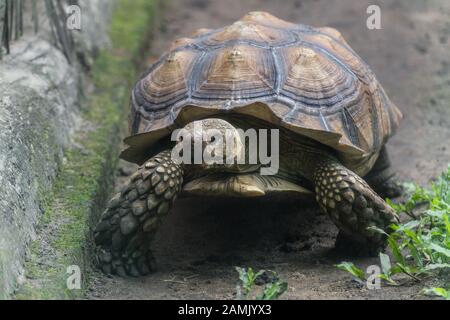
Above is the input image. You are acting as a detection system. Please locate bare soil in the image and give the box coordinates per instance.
[87,0,450,300]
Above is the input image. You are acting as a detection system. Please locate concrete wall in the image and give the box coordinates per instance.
[0,0,113,298]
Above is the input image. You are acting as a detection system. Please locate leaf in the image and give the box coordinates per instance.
[403,228,420,244]
[386,198,402,212]
[422,288,450,300]
[398,220,421,231]
[390,265,403,274]
[423,263,450,271]
[254,270,266,282]
[235,267,287,300]
[335,262,365,281]
[443,213,450,236]
[428,243,450,258]
[425,210,445,219]
[235,267,255,298]
[407,243,424,269]
[259,282,288,300]
[235,284,243,300]
[235,267,248,285]
[246,267,254,282]
[379,252,392,276]
[388,237,406,266]
[395,263,421,282]
[378,274,398,286]
[367,225,389,236]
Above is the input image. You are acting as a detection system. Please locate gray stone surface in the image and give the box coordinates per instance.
[0,0,113,298]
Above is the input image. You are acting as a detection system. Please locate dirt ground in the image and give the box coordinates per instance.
[87,0,450,300]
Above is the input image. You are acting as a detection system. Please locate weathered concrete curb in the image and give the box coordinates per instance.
[0,0,114,299]
[12,0,159,299]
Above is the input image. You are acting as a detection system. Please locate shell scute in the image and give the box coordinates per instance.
[191,45,277,102]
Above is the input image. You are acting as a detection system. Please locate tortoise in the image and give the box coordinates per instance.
[94,12,403,276]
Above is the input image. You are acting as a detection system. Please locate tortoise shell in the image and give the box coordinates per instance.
[122,12,402,171]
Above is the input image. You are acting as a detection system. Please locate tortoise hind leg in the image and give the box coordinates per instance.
[312,157,399,256]
[364,146,403,199]
[94,150,183,276]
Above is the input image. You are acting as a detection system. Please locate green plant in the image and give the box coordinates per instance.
[235,267,288,300]
[422,287,450,300]
[335,262,366,284]
[336,165,450,298]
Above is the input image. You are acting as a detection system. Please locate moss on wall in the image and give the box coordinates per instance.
[15,0,158,299]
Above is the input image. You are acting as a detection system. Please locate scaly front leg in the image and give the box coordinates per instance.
[312,157,399,256]
[94,150,183,276]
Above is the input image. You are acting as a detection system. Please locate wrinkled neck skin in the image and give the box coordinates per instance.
[174,116,337,185]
